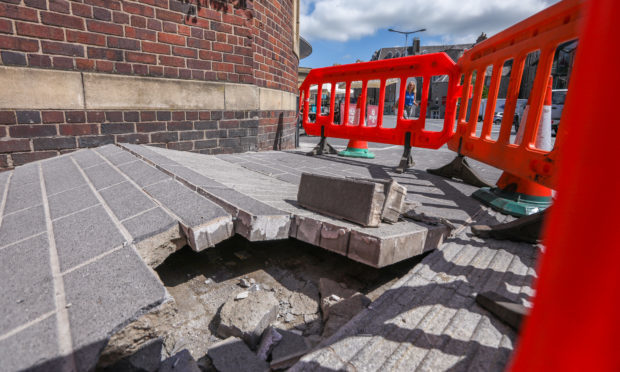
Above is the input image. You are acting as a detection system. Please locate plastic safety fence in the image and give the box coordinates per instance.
[298,53,460,149]
[449,0,584,190]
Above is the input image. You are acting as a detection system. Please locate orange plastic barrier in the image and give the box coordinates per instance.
[449,0,585,190]
[298,53,460,149]
[510,0,620,370]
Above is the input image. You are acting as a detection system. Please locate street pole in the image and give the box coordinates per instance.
[388,28,426,56]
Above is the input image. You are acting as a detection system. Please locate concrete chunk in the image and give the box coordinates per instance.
[208,337,269,372]
[217,291,279,349]
[297,173,385,227]
[159,349,201,372]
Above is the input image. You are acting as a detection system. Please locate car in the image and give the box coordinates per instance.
[493,111,522,132]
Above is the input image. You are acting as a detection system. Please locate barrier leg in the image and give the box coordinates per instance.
[471,208,546,244]
[476,292,528,331]
[427,154,494,188]
[306,127,338,156]
[395,132,414,173]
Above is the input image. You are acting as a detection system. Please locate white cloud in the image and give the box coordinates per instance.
[300,0,560,42]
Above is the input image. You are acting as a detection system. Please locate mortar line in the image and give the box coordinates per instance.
[2,203,44,218]
[97,179,128,192]
[0,172,14,231]
[0,231,47,252]
[89,151,189,231]
[61,244,125,277]
[38,163,77,372]
[120,205,159,223]
[51,203,100,223]
[70,157,133,243]
[46,183,88,198]
[0,310,56,342]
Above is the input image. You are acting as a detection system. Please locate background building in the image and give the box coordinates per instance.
[0,0,301,170]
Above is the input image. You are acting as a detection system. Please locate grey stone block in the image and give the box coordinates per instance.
[42,157,86,196]
[208,337,269,372]
[348,177,407,223]
[144,179,233,251]
[82,162,126,190]
[0,316,64,372]
[53,205,125,271]
[99,181,156,221]
[3,177,42,214]
[297,173,385,227]
[0,205,46,246]
[347,222,448,268]
[270,330,312,370]
[0,234,54,334]
[122,207,177,243]
[72,149,106,169]
[119,143,178,166]
[117,159,169,188]
[64,246,166,372]
[217,291,279,349]
[94,144,123,157]
[159,349,201,372]
[48,185,99,220]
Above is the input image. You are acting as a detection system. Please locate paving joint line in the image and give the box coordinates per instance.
[61,244,125,277]
[119,206,159,223]
[0,310,57,343]
[71,156,134,244]
[46,183,89,198]
[38,163,77,372]
[2,203,45,218]
[96,179,129,192]
[51,203,101,223]
[0,231,47,252]
[0,171,14,234]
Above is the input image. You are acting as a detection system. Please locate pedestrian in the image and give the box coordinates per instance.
[403,81,419,119]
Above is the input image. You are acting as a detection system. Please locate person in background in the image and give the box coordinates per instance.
[394,81,419,119]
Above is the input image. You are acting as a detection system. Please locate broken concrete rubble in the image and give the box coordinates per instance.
[297,173,386,227]
[319,278,371,338]
[217,291,279,349]
[208,337,270,372]
[256,326,283,360]
[159,349,201,372]
[270,329,312,370]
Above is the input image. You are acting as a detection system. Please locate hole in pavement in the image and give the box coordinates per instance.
[96,235,428,371]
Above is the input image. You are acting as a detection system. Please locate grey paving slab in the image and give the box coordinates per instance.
[99,181,157,221]
[48,185,100,220]
[94,144,123,157]
[0,204,46,246]
[0,234,54,335]
[42,156,86,196]
[102,150,138,166]
[3,175,42,214]
[118,159,169,188]
[63,246,166,372]
[8,163,38,186]
[122,207,177,242]
[120,143,179,166]
[144,179,233,251]
[125,145,291,241]
[0,316,63,372]
[53,205,126,272]
[72,148,106,169]
[81,161,126,190]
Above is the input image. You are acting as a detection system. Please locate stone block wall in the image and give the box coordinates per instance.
[0,0,299,170]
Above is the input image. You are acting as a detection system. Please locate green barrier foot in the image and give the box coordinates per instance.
[472,187,552,217]
[338,148,375,159]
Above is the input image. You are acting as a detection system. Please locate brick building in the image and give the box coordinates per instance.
[0,0,301,170]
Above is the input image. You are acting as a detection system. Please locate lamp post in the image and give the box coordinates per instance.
[388,28,426,56]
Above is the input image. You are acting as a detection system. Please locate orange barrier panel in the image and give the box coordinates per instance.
[510,0,620,370]
[448,0,584,190]
[298,53,460,149]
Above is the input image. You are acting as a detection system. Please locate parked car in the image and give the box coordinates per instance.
[551,89,567,136]
[493,111,522,132]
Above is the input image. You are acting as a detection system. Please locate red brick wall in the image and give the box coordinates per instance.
[0,0,299,170]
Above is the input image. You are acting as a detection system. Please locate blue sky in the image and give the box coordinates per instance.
[300,0,560,68]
